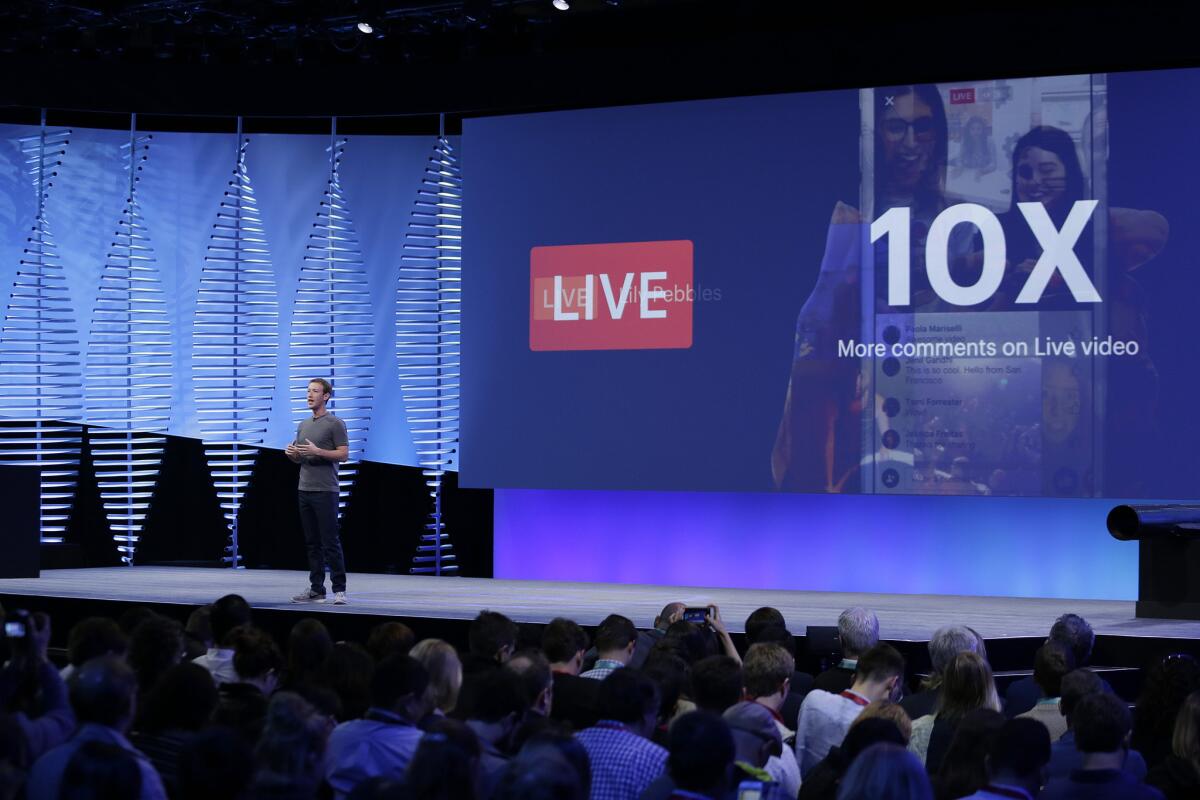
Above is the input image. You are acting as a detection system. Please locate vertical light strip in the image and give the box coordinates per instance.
[194,123,278,567]
[85,117,168,564]
[289,121,374,515]
[0,117,82,544]
[397,129,460,575]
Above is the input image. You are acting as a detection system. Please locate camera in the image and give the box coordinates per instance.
[682,606,712,625]
[4,609,29,640]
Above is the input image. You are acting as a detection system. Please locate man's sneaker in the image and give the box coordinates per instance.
[292,588,325,603]
[331,592,347,605]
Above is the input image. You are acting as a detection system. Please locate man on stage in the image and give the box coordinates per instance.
[286,378,350,605]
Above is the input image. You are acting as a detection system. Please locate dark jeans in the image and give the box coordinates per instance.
[298,490,346,593]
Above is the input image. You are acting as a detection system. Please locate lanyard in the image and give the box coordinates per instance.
[839,691,869,707]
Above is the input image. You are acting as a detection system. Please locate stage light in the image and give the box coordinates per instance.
[357,21,374,34]
[553,0,570,10]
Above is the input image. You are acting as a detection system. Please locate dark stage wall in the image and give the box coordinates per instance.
[58,428,493,578]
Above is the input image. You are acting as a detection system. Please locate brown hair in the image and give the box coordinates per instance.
[743,643,795,699]
[1173,690,1200,771]
[853,700,913,744]
[936,652,1001,723]
[309,378,333,397]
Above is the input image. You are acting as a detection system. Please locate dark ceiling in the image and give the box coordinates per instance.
[0,1,1195,129]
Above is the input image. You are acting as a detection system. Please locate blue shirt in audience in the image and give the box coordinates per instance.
[576,720,666,800]
[1039,768,1165,800]
[324,708,423,800]
[1047,731,1147,781]
[27,723,167,800]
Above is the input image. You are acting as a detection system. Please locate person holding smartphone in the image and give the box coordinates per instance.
[287,378,350,605]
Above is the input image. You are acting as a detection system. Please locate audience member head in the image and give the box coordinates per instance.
[1049,613,1095,668]
[518,728,591,798]
[927,626,982,685]
[743,642,794,705]
[177,725,255,800]
[839,607,880,659]
[851,643,905,703]
[408,718,482,800]
[66,618,128,668]
[371,654,432,722]
[667,711,735,799]
[1172,690,1200,771]
[60,740,141,800]
[287,618,333,687]
[655,603,686,631]
[210,594,252,647]
[1074,691,1132,755]
[691,655,744,714]
[410,638,463,715]
[662,620,719,664]
[117,606,157,637]
[984,718,1051,795]
[469,611,519,664]
[598,668,660,737]
[319,641,375,721]
[841,717,907,766]
[745,607,787,644]
[593,614,638,664]
[1135,653,1200,759]
[70,655,138,733]
[135,661,218,734]
[185,605,213,656]
[1032,639,1075,699]
[853,700,913,744]
[506,649,553,717]
[642,650,690,724]
[254,691,329,790]
[230,625,282,695]
[542,618,589,675]
[932,708,1005,800]
[935,652,1000,723]
[366,622,415,663]
[128,614,184,695]
[751,625,797,658]
[1059,668,1104,726]
[836,743,932,800]
[493,750,585,800]
[723,701,782,768]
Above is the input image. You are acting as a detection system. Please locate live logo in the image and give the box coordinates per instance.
[529,240,694,351]
[949,88,976,104]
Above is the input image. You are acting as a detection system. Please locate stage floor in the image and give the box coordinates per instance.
[0,567,1195,641]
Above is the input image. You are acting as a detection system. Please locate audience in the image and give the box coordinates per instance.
[325,655,430,798]
[575,668,666,799]
[543,618,600,731]
[902,625,983,720]
[1048,668,1147,780]
[813,607,879,694]
[1147,689,1200,799]
[193,594,252,686]
[580,615,639,681]
[796,643,905,776]
[909,651,1001,772]
[0,593,1186,800]
[1133,653,1200,770]
[1015,640,1075,742]
[1041,691,1165,800]
[930,708,1005,800]
[744,642,802,796]
[410,638,464,719]
[956,717,1050,800]
[836,742,932,800]
[1005,614,1096,718]
[28,655,167,800]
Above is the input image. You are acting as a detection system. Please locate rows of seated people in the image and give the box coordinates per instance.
[0,596,1194,799]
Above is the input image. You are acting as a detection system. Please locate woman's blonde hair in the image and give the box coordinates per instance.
[410,638,463,714]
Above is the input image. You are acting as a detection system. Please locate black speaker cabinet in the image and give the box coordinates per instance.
[0,465,40,578]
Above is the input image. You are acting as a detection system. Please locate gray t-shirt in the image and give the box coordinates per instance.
[295,412,349,492]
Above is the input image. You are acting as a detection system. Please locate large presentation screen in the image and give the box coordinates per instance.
[463,69,1198,498]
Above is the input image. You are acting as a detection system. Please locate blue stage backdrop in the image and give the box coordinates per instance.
[466,68,1200,599]
[0,121,460,557]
